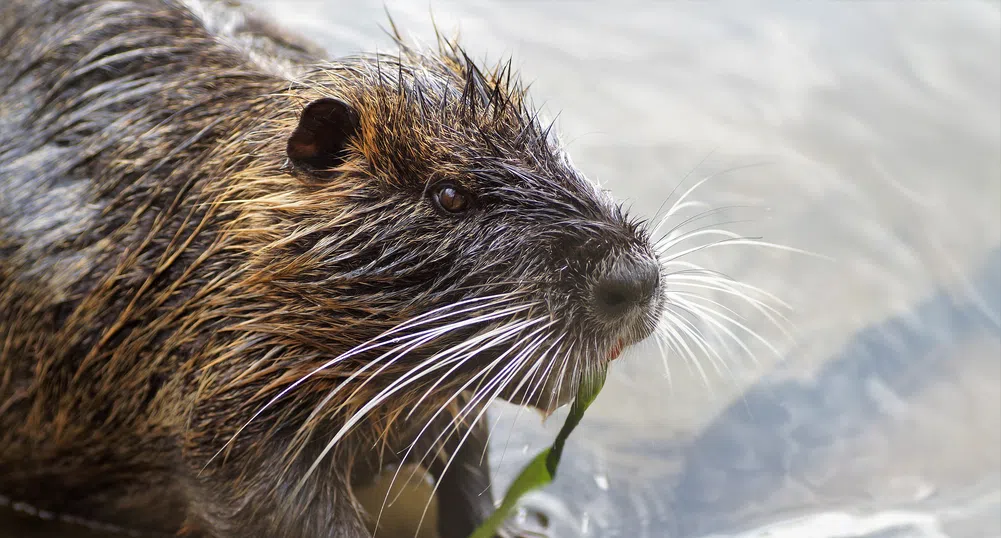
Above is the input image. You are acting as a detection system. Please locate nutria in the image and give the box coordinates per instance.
[0,0,665,537]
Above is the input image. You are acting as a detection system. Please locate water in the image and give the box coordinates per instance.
[3,1,999,537]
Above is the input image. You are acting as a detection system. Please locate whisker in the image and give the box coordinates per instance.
[401,320,554,437]
[660,231,829,261]
[485,335,564,462]
[651,331,674,385]
[664,271,791,319]
[204,293,522,470]
[375,336,536,529]
[656,228,746,256]
[518,335,565,410]
[654,207,757,247]
[296,316,552,494]
[383,328,547,521]
[647,148,717,231]
[413,334,555,535]
[668,291,781,364]
[484,340,571,481]
[656,314,713,393]
[662,305,731,380]
[403,327,554,474]
[650,162,769,238]
[649,200,713,239]
[676,297,781,358]
[282,303,538,466]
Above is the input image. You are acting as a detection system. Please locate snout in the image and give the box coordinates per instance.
[593,255,660,318]
[590,253,662,344]
[505,248,664,413]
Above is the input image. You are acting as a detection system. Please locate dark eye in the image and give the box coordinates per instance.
[430,183,472,214]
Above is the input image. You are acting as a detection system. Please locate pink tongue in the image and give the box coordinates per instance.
[608,340,624,361]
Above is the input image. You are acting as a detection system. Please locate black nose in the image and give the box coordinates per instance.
[593,256,660,320]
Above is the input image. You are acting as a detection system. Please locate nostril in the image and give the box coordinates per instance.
[594,276,635,315]
[593,257,660,319]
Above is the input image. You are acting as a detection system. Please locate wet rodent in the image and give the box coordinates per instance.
[0,1,665,537]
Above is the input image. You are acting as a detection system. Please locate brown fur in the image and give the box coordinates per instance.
[0,1,662,537]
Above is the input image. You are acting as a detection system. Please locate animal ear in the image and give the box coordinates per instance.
[286,98,360,178]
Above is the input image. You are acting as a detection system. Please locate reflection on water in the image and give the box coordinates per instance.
[3,1,999,537]
[671,249,1000,535]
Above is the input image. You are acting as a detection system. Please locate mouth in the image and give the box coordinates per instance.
[607,338,624,362]
[492,297,657,412]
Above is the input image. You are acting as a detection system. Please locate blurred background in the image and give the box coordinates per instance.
[3,1,999,537]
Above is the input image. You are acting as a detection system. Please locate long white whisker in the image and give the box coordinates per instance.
[385,328,547,520]
[663,262,788,298]
[655,209,757,247]
[677,297,781,358]
[296,316,552,494]
[651,331,674,385]
[204,293,521,469]
[396,318,556,468]
[290,303,538,453]
[651,162,769,238]
[486,340,570,475]
[664,304,735,384]
[407,327,555,470]
[657,312,713,393]
[656,228,744,255]
[374,329,540,529]
[668,291,782,363]
[649,200,712,239]
[665,274,791,321]
[647,149,717,233]
[414,334,555,534]
[401,316,555,421]
[487,334,565,461]
[519,335,565,410]
[660,232,829,261]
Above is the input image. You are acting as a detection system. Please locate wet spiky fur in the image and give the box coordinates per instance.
[0,1,663,537]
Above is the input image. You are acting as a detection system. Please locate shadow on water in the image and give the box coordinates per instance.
[667,247,1001,537]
